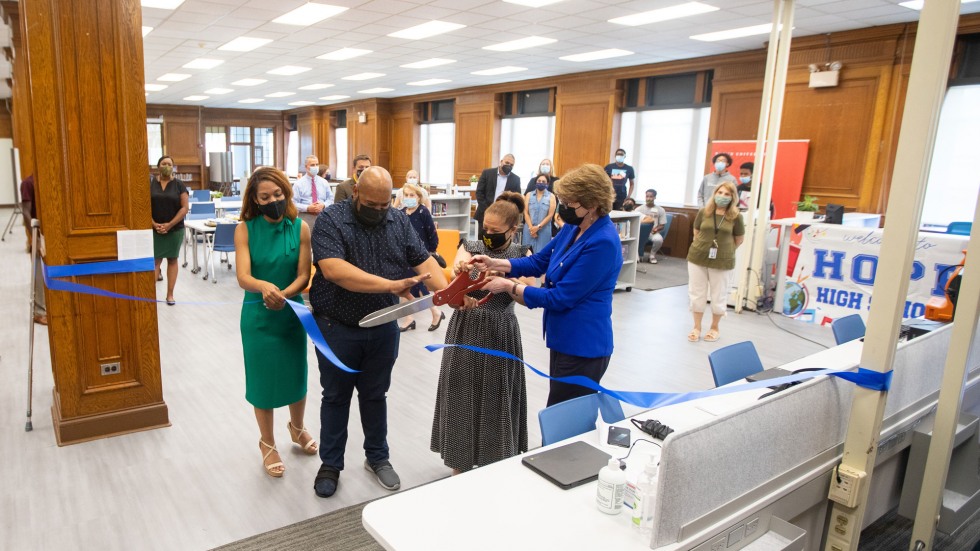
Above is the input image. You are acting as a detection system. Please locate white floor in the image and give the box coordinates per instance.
[0,209,836,551]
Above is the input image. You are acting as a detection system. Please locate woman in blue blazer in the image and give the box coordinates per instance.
[472,164,623,406]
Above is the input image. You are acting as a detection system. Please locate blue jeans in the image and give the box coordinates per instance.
[315,317,399,471]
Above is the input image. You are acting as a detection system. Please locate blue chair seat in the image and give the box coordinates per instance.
[831,314,866,345]
[708,341,765,387]
[538,393,626,446]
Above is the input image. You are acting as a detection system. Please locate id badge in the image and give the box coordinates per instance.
[708,247,718,259]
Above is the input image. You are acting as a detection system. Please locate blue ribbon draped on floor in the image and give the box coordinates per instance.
[41,257,891,404]
[426,344,891,410]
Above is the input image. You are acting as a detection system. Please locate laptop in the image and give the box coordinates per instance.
[521,441,612,490]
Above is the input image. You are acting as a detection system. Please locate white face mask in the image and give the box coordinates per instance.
[407,177,419,185]
[308,165,319,175]
[615,155,625,164]
[539,165,551,175]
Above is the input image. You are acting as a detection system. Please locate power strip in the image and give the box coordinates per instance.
[828,465,866,507]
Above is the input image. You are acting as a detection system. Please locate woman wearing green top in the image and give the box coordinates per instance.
[235,167,316,478]
[686,181,744,343]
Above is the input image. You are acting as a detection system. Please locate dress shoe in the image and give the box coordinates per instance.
[428,312,446,331]
[399,320,416,332]
[314,465,340,498]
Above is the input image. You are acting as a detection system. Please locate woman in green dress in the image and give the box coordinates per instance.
[235,167,316,478]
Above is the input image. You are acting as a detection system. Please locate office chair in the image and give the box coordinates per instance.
[831,314,866,345]
[435,228,460,282]
[205,223,237,283]
[946,222,972,236]
[708,341,765,387]
[187,201,216,220]
[190,189,212,203]
[538,393,626,446]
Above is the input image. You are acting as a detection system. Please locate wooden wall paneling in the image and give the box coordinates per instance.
[389,101,417,183]
[453,93,499,184]
[0,109,12,138]
[22,0,168,445]
[3,1,35,177]
[346,99,393,171]
[553,79,620,171]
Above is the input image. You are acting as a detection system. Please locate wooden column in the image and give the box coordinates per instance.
[20,0,168,444]
[389,100,418,183]
[553,78,621,171]
[348,99,393,170]
[453,92,499,185]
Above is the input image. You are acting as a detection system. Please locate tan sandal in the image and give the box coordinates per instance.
[687,329,701,342]
[259,440,285,477]
[287,422,318,455]
[704,329,720,342]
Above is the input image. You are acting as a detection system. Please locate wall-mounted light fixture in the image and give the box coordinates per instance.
[808,61,842,88]
[358,111,367,123]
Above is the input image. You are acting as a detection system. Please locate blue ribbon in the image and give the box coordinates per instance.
[426,344,891,410]
[42,257,357,373]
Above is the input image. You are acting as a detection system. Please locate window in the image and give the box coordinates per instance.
[624,72,710,110]
[146,121,163,165]
[286,130,299,177]
[333,110,348,180]
[205,126,227,167]
[921,84,980,226]
[420,122,455,185]
[228,126,252,181]
[500,116,555,182]
[254,127,274,167]
[503,89,554,116]
[618,108,710,205]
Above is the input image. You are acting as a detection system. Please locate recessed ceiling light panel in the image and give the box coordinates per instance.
[483,36,556,52]
[145,83,168,92]
[141,0,185,9]
[182,58,224,70]
[239,98,264,104]
[289,101,317,106]
[219,37,273,52]
[232,78,268,86]
[157,73,191,82]
[407,79,451,86]
[388,21,465,40]
[319,95,350,101]
[205,88,234,95]
[342,72,385,81]
[358,87,394,94]
[317,48,372,61]
[690,23,778,42]
[609,2,719,27]
[265,92,296,98]
[400,58,457,69]
[559,49,633,62]
[183,95,209,101]
[267,65,313,75]
[273,3,349,26]
[299,83,334,90]
[471,66,528,76]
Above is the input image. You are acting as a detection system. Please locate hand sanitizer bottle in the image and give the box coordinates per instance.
[632,462,659,537]
[596,458,627,514]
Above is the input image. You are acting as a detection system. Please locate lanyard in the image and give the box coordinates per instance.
[712,212,721,248]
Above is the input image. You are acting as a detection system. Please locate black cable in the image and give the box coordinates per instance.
[617,437,662,463]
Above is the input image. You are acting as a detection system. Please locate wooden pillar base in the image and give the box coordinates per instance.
[51,390,170,446]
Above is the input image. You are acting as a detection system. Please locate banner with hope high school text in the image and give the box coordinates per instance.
[783,224,967,324]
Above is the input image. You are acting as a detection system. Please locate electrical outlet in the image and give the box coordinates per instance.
[727,524,745,547]
[100,362,120,376]
[745,517,760,537]
[826,535,850,551]
[709,537,726,551]
[832,510,858,541]
[828,465,866,507]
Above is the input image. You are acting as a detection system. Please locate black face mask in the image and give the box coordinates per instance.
[354,201,387,227]
[500,164,513,175]
[482,231,510,250]
[623,202,636,212]
[558,202,585,226]
[257,198,286,220]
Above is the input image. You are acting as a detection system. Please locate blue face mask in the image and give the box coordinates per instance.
[740,176,751,185]
[615,155,625,164]
[403,197,418,209]
[715,161,727,172]
[535,182,547,191]
[715,196,732,207]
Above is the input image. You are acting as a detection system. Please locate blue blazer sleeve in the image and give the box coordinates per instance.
[522,229,620,313]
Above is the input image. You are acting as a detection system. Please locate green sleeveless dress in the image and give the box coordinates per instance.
[241,216,307,409]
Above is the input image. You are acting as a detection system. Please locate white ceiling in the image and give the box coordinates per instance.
[141,0,980,110]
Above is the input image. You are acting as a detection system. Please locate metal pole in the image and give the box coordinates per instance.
[823,0,960,549]
[26,218,39,432]
[736,0,793,312]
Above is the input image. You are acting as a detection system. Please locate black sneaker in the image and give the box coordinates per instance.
[364,459,401,490]
[314,465,339,498]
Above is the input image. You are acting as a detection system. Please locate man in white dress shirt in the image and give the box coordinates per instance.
[294,155,333,226]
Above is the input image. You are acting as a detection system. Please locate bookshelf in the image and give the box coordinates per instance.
[609,211,641,292]
[429,193,472,237]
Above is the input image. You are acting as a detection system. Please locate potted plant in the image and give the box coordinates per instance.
[796,195,819,220]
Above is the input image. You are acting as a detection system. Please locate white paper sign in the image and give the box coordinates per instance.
[117,229,154,261]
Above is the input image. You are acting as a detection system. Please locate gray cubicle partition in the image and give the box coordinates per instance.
[648,325,980,550]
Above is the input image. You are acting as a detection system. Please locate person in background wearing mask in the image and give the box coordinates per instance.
[234,167,316,478]
[293,155,333,227]
[736,162,774,219]
[396,182,444,332]
[604,148,635,211]
[392,170,432,212]
[333,154,371,204]
[524,158,558,193]
[432,192,533,475]
[471,164,622,407]
[150,155,189,306]
[475,154,521,239]
[523,173,556,254]
[697,153,737,208]
[686,181,744,343]
[309,166,449,498]
[621,197,637,211]
[637,189,667,264]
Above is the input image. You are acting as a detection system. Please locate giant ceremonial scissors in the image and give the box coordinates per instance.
[358,270,492,327]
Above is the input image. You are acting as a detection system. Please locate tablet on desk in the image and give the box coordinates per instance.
[521,441,611,490]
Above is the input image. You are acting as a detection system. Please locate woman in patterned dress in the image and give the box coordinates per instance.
[430,192,534,474]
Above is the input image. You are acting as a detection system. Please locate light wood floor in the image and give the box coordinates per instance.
[0,209,835,551]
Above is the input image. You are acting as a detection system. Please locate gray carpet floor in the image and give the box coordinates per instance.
[211,500,382,551]
[633,254,689,291]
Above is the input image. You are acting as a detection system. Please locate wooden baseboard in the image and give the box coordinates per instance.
[51,390,170,446]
